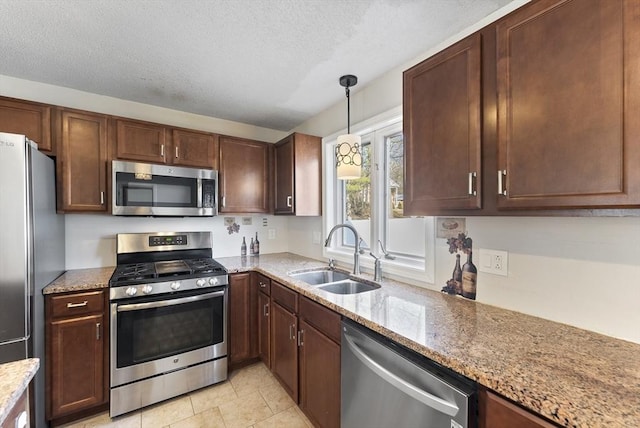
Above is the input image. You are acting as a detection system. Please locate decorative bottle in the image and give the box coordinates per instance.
[461,251,477,300]
[452,254,462,295]
[254,232,260,255]
[241,237,247,257]
[250,237,255,256]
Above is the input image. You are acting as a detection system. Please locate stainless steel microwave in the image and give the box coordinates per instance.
[112,160,218,216]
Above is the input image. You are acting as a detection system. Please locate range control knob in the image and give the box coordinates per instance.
[142,285,153,294]
[170,281,181,291]
[208,277,219,286]
[196,279,206,287]
[125,287,137,297]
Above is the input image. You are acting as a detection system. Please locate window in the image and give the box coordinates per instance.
[324,107,434,283]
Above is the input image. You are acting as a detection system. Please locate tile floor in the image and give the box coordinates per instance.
[61,362,313,428]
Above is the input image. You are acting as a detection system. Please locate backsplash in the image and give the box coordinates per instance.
[64,214,290,269]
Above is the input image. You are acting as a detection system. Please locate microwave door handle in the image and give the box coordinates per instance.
[197,179,203,208]
[116,290,225,312]
[343,332,459,417]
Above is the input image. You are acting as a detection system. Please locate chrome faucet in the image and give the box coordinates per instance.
[325,224,361,275]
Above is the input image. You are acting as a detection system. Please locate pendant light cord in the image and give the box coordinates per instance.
[346,86,351,134]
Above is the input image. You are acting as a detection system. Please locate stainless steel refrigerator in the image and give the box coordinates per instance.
[0,132,65,427]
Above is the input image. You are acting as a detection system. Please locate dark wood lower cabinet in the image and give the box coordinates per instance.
[299,319,340,428]
[479,387,558,428]
[46,290,107,422]
[228,273,259,369]
[270,301,299,402]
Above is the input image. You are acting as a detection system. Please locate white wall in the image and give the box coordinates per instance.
[65,214,290,269]
[290,0,640,345]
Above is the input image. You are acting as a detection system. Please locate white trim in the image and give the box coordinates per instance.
[322,106,435,285]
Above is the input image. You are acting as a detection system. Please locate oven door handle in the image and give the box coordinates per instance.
[116,290,225,312]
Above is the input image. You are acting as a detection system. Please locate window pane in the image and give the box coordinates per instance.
[342,142,371,248]
[385,133,425,257]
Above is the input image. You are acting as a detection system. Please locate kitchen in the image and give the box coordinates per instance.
[1,0,640,427]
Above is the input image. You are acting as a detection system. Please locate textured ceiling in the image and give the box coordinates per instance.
[0,0,514,131]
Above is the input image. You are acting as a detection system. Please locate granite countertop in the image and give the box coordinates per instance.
[45,253,640,427]
[0,359,39,425]
[43,266,114,294]
[218,253,640,428]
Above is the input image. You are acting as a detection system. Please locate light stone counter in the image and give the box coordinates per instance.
[43,253,640,427]
[217,253,640,428]
[43,266,113,294]
[0,358,39,425]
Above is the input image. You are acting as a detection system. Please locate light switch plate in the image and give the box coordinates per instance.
[268,229,276,240]
[478,248,508,276]
[312,231,322,245]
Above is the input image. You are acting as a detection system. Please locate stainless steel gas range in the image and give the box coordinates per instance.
[108,231,228,417]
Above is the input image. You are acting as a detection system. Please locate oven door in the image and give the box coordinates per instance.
[110,287,227,387]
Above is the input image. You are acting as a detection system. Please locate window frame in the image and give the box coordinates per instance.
[322,106,435,284]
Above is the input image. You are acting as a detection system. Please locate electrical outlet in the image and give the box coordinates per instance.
[312,231,322,245]
[268,229,276,240]
[478,249,508,276]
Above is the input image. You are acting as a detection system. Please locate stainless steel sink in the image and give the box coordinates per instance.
[289,269,350,285]
[318,279,380,295]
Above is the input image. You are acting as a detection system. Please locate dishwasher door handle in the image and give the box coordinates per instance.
[343,332,459,417]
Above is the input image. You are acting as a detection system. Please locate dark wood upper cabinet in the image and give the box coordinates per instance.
[274,133,322,216]
[403,33,482,214]
[171,129,219,169]
[56,109,109,212]
[496,0,640,209]
[219,136,270,213]
[115,119,167,163]
[0,96,53,153]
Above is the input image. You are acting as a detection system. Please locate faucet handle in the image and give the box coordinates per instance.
[328,258,336,269]
[378,240,396,260]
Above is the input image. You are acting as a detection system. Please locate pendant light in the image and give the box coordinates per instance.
[336,74,362,180]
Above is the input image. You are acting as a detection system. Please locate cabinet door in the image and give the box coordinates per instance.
[219,136,270,213]
[496,0,640,209]
[299,319,340,428]
[228,273,258,367]
[479,388,556,428]
[48,314,104,419]
[0,97,53,153]
[172,129,219,169]
[258,291,271,368]
[58,110,108,212]
[274,135,294,214]
[270,301,298,401]
[115,119,167,163]
[403,33,482,214]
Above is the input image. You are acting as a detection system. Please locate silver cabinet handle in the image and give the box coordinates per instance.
[297,329,304,347]
[263,303,269,317]
[468,172,477,196]
[343,332,459,417]
[286,195,292,208]
[175,146,179,158]
[222,196,226,208]
[100,191,105,205]
[498,170,507,196]
[259,281,267,288]
[160,144,165,157]
[289,324,295,340]
[96,322,101,340]
[67,300,88,308]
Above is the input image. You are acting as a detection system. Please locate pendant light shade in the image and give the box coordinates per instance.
[336,75,362,180]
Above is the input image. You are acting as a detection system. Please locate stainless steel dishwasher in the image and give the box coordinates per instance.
[342,319,476,428]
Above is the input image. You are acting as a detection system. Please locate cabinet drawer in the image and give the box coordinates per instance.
[299,297,341,343]
[256,273,271,295]
[271,281,298,313]
[49,290,105,319]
